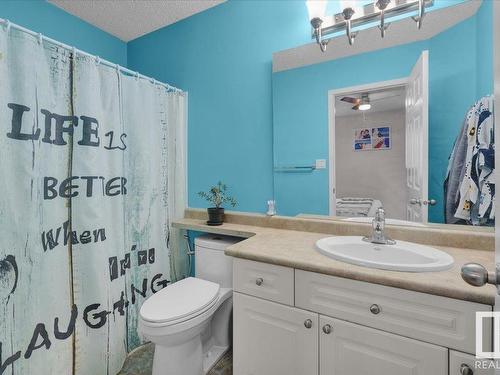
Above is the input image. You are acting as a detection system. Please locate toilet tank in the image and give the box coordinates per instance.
[195,234,242,288]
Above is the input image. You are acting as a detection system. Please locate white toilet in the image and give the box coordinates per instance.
[138,234,241,375]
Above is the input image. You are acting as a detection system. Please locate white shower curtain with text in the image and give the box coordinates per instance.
[0,28,186,375]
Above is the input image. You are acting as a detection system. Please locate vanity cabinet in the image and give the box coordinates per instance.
[320,315,447,374]
[233,292,318,375]
[232,259,493,375]
[295,269,490,354]
[233,258,294,305]
[449,350,494,375]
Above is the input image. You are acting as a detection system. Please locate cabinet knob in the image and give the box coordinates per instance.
[304,319,313,329]
[255,278,263,286]
[460,364,473,375]
[370,304,381,315]
[322,324,332,334]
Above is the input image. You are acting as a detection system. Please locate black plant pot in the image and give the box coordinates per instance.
[207,207,225,226]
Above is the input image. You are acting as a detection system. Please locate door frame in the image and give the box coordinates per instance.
[494,0,500,316]
[327,78,408,216]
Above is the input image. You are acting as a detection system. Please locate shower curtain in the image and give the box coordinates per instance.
[0,29,186,375]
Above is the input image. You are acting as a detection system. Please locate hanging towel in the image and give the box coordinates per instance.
[336,198,382,217]
[444,96,495,225]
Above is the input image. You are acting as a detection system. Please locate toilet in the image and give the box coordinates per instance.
[138,234,241,375]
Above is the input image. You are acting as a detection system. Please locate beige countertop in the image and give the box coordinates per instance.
[173,218,496,306]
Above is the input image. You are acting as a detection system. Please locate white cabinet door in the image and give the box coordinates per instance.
[450,350,494,375]
[233,292,318,375]
[319,316,447,375]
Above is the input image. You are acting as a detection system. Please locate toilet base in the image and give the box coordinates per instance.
[151,340,229,375]
[203,345,229,374]
[152,335,203,375]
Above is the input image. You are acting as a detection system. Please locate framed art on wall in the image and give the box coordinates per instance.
[354,126,391,151]
[354,128,372,150]
[371,126,391,149]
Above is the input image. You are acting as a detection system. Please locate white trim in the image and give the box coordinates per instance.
[327,78,408,216]
[184,92,189,213]
[421,51,429,223]
[494,0,500,317]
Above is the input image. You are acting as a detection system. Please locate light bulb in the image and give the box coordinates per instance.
[358,103,371,111]
[306,0,327,20]
[340,0,362,15]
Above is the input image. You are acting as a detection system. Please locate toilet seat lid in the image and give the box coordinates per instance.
[140,277,220,324]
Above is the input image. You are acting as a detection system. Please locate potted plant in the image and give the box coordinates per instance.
[198,181,237,226]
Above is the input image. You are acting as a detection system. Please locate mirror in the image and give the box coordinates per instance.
[272,0,494,230]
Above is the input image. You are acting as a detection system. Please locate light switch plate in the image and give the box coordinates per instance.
[315,159,326,169]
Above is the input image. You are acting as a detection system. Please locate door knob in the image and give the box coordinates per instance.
[460,364,473,375]
[409,198,436,206]
[461,263,499,287]
[304,319,313,329]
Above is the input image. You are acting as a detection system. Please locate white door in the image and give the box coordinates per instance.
[233,292,319,375]
[319,316,447,375]
[405,50,429,223]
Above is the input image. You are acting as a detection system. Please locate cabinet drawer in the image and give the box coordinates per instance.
[320,316,448,375]
[233,258,294,305]
[450,351,494,375]
[295,270,492,354]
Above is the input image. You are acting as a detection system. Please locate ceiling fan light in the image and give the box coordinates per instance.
[358,103,371,111]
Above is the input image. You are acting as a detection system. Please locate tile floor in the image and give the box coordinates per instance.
[118,343,232,375]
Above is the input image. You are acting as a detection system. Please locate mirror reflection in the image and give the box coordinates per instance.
[272,0,494,229]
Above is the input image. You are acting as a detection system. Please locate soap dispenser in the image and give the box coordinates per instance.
[266,200,276,216]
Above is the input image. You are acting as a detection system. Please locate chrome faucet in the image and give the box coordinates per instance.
[362,208,396,245]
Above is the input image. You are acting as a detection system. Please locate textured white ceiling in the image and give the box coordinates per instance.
[48,0,226,42]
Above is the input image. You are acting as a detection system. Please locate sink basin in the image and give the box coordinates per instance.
[315,236,454,272]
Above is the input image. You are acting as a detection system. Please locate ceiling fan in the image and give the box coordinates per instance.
[340,91,402,111]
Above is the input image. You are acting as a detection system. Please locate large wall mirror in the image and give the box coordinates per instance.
[272,0,493,230]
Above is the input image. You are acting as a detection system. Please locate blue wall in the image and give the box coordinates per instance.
[0,0,127,66]
[273,2,493,222]
[128,1,311,212]
[0,0,487,218]
[273,41,426,216]
[127,0,474,215]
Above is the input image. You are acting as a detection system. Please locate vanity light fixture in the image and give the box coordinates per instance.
[412,0,425,29]
[342,7,357,45]
[308,0,433,52]
[376,0,391,38]
[306,0,329,52]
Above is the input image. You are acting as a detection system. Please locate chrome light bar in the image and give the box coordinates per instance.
[312,0,433,45]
